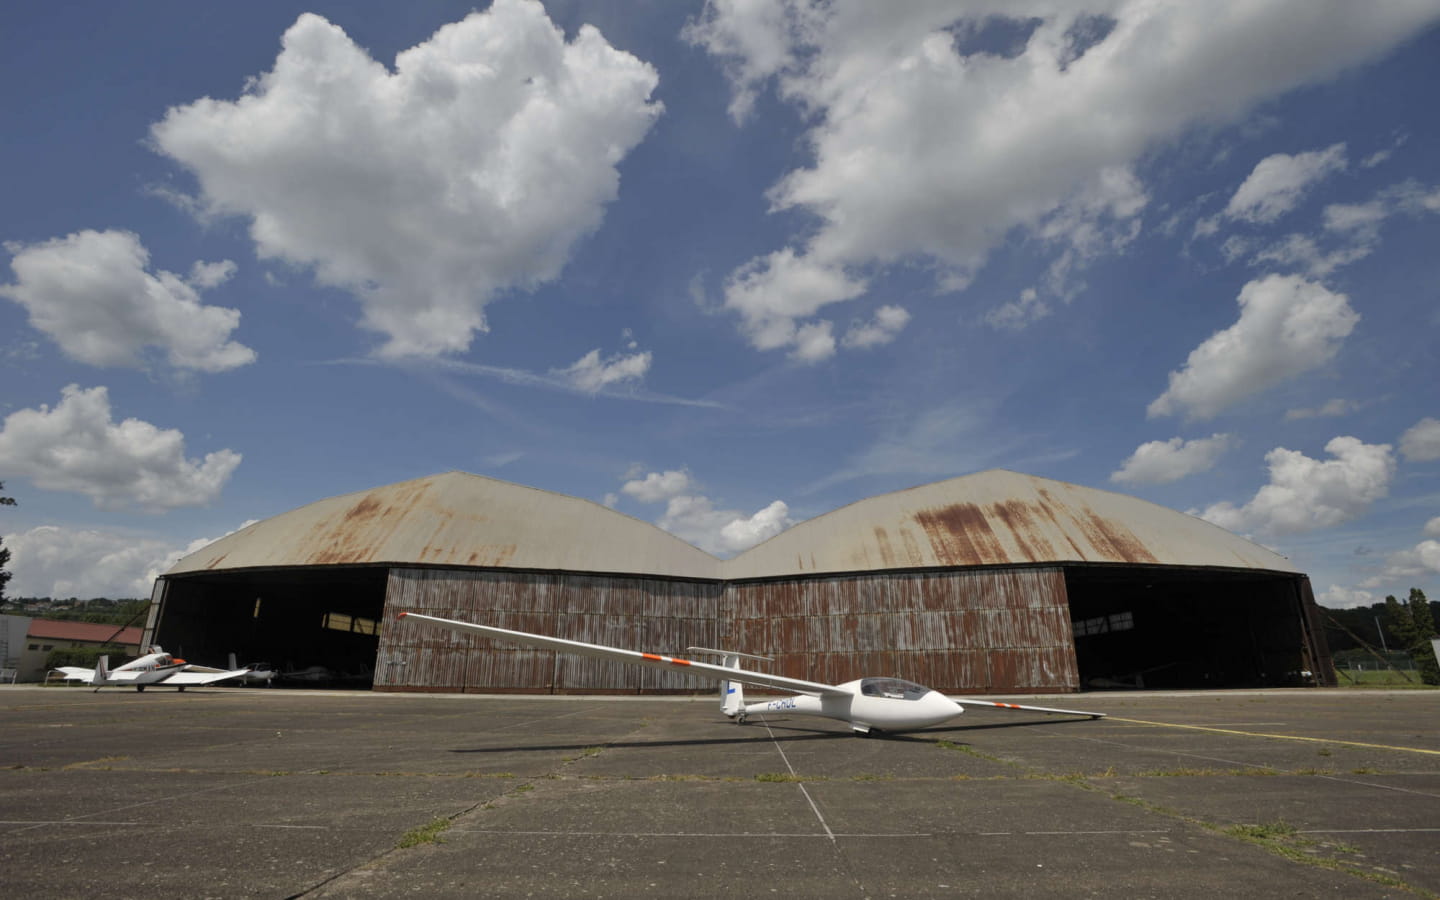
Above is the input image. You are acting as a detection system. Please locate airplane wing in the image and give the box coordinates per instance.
[399,612,850,697]
[951,697,1105,718]
[160,668,251,686]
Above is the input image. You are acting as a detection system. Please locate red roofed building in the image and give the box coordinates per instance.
[20,620,143,683]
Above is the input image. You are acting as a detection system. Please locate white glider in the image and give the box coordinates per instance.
[54,646,250,692]
[398,612,1104,735]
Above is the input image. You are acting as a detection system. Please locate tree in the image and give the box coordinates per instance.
[0,481,14,604]
[1385,588,1440,686]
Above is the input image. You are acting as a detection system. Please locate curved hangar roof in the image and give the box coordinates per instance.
[167,469,1296,580]
[167,471,722,580]
[724,469,1297,578]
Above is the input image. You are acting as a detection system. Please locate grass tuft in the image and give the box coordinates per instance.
[396,817,450,849]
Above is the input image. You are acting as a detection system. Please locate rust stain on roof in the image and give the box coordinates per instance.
[306,478,434,565]
[914,503,1007,566]
[873,527,898,568]
[1072,503,1160,564]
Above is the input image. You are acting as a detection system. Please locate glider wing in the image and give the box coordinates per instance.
[952,697,1105,718]
[398,611,849,697]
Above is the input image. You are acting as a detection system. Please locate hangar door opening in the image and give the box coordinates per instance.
[154,567,388,688]
[1064,567,1315,690]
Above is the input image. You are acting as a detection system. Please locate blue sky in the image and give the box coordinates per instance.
[2,0,1438,607]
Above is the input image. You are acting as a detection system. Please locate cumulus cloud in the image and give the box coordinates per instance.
[791,320,837,363]
[1317,585,1378,609]
[1400,417,1440,462]
[556,348,652,393]
[1426,516,1440,539]
[620,469,694,503]
[1196,436,1394,536]
[150,0,662,358]
[721,248,864,357]
[1366,540,1440,589]
[1148,274,1358,421]
[686,1,1438,355]
[842,305,911,348]
[0,385,240,511]
[657,494,796,556]
[0,229,254,372]
[1111,434,1232,485]
[5,520,257,599]
[1223,143,1347,223]
[619,468,794,555]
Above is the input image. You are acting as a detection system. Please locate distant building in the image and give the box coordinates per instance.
[17,620,143,683]
[150,470,1333,693]
[1,614,32,682]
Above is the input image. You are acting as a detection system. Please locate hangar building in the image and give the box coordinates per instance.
[149,470,1334,693]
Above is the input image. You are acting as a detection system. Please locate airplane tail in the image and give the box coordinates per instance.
[93,655,109,687]
[228,652,238,670]
[685,647,772,719]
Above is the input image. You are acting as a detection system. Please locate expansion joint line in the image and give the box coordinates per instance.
[758,716,835,843]
[1109,717,1440,757]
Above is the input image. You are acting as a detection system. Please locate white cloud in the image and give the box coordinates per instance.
[1399,417,1440,462]
[687,1,1438,355]
[150,1,662,358]
[1148,274,1358,421]
[984,288,1051,332]
[0,229,254,372]
[842,305,910,348]
[657,494,795,556]
[1223,143,1347,223]
[1426,517,1440,539]
[1247,233,1375,278]
[1317,585,1377,609]
[1197,436,1394,536]
[619,468,794,555]
[791,320,837,363]
[0,385,240,511]
[721,248,864,356]
[620,469,694,503]
[1367,540,1440,589]
[556,348,652,393]
[1284,398,1360,421]
[1111,434,1232,485]
[5,519,257,599]
[718,500,793,552]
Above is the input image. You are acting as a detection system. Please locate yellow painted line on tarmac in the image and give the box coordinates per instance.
[1107,717,1440,758]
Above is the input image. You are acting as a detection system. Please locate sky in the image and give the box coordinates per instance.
[2,0,1439,608]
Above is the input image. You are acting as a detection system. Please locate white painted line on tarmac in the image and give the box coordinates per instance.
[759,715,837,844]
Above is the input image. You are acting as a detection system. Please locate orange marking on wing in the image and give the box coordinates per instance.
[641,653,662,662]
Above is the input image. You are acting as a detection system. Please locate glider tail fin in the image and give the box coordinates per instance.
[686,646,773,719]
[93,655,109,687]
[720,653,745,718]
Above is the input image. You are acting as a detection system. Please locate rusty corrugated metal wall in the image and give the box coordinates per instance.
[726,567,1076,693]
[376,565,1077,694]
[376,568,723,692]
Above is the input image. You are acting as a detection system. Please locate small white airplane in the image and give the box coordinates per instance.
[228,655,279,687]
[54,646,250,692]
[398,612,1104,735]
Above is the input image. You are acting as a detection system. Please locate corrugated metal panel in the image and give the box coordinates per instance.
[377,566,1078,694]
[167,471,722,580]
[376,568,724,693]
[724,568,1078,693]
[726,469,1299,579]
